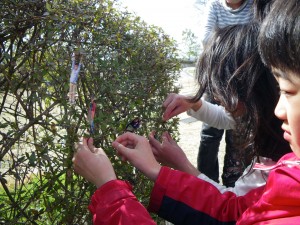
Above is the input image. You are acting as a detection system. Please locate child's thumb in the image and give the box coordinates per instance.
[112,141,127,155]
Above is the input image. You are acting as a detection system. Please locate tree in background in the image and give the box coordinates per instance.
[180,28,202,62]
[0,0,180,224]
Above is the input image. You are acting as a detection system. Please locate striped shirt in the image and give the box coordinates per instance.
[202,0,254,43]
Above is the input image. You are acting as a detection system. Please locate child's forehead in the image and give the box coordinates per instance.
[272,67,300,80]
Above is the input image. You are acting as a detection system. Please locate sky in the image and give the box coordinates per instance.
[118,0,205,44]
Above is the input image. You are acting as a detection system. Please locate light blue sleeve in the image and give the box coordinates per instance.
[202,0,218,44]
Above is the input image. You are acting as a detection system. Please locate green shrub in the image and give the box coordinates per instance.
[0,0,180,224]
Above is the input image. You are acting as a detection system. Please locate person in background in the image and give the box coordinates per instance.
[202,0,254,42]
[197,0,254,187]
[69,52,82,104]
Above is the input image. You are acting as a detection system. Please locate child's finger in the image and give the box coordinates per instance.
[114,132,137,148]
[82,137,88,146]
[162,93,175,109]
[149,133,162,149]
[87,138,96,153]
[86,137,93,145]
[112,141,131,157]
[163,132,171,142]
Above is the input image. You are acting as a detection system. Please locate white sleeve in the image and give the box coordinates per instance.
[187,99,235,130]
[197,157,273,196]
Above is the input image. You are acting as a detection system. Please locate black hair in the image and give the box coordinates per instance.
[258,0,300,77]
[252,0,274,23]
[192,23,291,162]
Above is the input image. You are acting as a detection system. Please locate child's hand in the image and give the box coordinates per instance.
[162,93,196,121]
[112,133,162,181]
[149,131,200,176]
[73,138,117,188]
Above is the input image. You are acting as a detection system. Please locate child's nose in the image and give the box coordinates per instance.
[274,96,286,120]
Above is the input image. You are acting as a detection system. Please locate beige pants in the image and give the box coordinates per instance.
[69,83,77,104]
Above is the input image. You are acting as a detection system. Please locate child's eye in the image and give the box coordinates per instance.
[280,90,293,96]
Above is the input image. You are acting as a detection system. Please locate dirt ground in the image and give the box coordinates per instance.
[175,67,226,181]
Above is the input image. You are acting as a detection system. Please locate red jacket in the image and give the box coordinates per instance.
[237,152,300,225]
[89,153,300,224]
[89,180,155,225]
[148,167,264,224]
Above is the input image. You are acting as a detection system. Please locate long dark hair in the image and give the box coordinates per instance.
[252,0,274,23]
[192,23,291,161]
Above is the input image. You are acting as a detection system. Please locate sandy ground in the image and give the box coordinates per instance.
[175,67,225,181]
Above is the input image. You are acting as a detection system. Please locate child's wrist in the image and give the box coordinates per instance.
[148,164,162,181]
[191,100,202,111]
[95,176,117,189]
